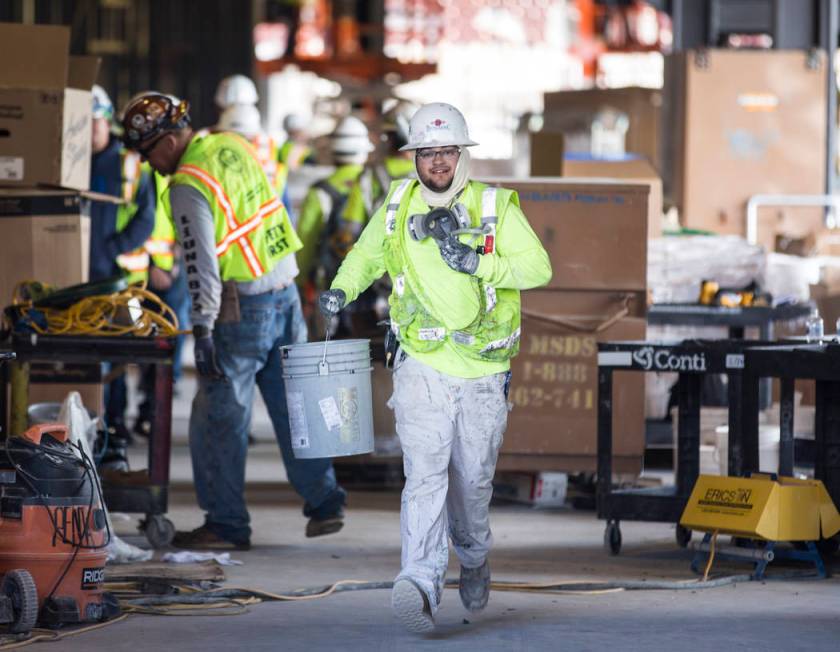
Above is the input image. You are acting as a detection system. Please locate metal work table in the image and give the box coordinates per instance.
[647,303,811,340]
[741,342,840,513]
[597,338,780,555]
[0,333,176,547]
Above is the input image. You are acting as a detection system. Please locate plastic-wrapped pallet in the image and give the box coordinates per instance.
[648,236,766,304]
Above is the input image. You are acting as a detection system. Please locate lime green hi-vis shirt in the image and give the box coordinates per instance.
[331,180,553,379]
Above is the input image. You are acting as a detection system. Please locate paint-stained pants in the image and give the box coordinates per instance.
[391,354,509,612]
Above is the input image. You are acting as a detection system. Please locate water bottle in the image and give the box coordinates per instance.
[806,307,824,342]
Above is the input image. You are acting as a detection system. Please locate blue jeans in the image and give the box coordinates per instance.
[189,284,346,543]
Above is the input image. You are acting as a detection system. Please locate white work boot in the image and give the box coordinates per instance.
[459,560,490,612]
[391,578,435,633]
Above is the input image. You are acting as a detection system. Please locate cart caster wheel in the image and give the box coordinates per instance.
[676,525,692,548]
[143,514,175,548]
[2,569,38,634]
[604,521,622,555]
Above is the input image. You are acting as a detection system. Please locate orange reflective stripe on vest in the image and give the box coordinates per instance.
[177,163,265,277]
[215,196,283,257]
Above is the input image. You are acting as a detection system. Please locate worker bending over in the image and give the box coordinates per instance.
[121,93,346,550]
[320,103,552,632]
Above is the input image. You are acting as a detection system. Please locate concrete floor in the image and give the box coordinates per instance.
[45,484,840,652]
[43,368,840,651]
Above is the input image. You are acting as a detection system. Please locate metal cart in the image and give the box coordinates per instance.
[741,343,840,516]
[0,333,176,547]
[596,338,780,555]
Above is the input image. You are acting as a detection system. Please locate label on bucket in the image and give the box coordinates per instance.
[319,396,343,431]
[338,386,361,443]
[288,391,310,449]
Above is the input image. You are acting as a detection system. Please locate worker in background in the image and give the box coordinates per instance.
[319,103,552,632]
[339,100,416,237]
[279,113,316,169]
[213,73,259,118]
[89,84,156,452]
[295,115,375,334]
[121,93,346,550]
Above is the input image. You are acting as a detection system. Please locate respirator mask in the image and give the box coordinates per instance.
[408,204,488,244]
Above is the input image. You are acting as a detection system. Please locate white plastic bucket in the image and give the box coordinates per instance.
[280,339,374,459]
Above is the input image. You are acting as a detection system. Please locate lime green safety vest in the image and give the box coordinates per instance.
[383,179,521,362]
[279,140,313,169]
[143,171,176,273]
[115,150,151,283]
[172,131,302,282]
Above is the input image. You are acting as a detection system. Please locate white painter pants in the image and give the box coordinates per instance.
[391,354,509,612]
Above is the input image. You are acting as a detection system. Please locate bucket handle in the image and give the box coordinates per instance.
[20,423,69,445]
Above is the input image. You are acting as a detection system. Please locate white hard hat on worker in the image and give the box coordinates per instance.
[214,75,259,109]
[331,115,374,164]
[400,102,478,151]
[218,103,262,139]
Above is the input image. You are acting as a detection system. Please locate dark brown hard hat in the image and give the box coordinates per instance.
[121,93,191,150]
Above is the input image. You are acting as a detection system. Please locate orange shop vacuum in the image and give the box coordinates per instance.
[0,422,119,633]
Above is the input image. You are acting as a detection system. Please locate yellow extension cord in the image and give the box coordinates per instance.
[10,281,186,337]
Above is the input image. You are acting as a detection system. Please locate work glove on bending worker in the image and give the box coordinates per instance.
[319,289,347,318]
[193,325,225,380]
[438,236,479,275]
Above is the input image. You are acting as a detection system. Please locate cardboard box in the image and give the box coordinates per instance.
[482,178,649,291]
[502,290,646,472]
[0,189,90,306]
[0,23,99,191]
[542,87,662,171]
[529,132,565,176]
[664,49,827,246]
[562,156,663,238]
[28,361,104,418]
[493,471,568,508]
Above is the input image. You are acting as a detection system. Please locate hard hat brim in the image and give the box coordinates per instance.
[400,139,479,152]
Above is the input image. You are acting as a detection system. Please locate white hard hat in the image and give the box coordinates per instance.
[92,84,113,119]
[331,116,374,163]
[283,113,307,134]
[382,99,418,143]
[400,102,478,151]
[214,75,258,109]
[218,104,262,138]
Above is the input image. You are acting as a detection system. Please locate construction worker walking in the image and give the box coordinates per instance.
[121,93,346,550]
[320,103,552,633]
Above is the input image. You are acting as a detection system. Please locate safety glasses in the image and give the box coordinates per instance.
[137,135,166,161]
[416,146,461,162]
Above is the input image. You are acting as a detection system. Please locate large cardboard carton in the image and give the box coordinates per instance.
[542,87,662,171]
[482,178,649,291]
[664,49,827,246]
[0,23,99,191]
[530,132,565,176]
[562,156,663,238]
[0,189,90,306]
[501,290,646,473]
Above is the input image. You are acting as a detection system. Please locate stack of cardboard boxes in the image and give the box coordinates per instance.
[487,178,649,474]
[0,22,101,414]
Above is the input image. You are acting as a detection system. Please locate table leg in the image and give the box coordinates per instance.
[596,367,614,519]
[739,369,761,475]
[815,380,840,508]
[726,372,742,477]
[148,363,174,488]
[676,373,701,497]
[778,377,795,476]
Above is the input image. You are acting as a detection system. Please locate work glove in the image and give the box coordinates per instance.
[438,236,479,275]
[193,325,225,380]
[319,289,346,317]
